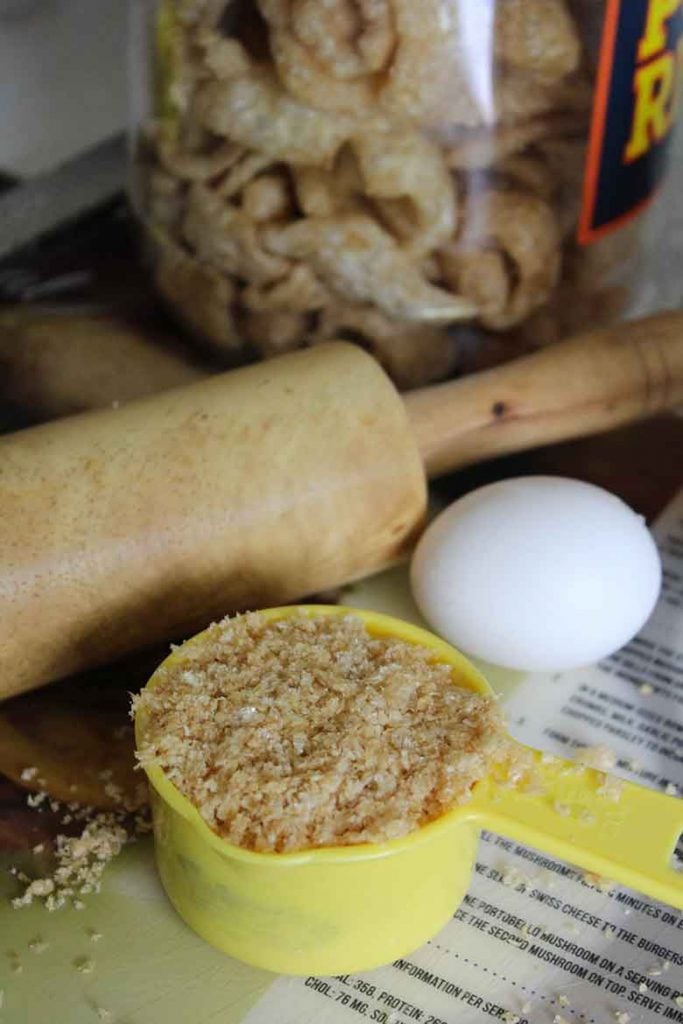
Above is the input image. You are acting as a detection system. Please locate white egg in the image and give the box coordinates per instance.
[410,477,662,672]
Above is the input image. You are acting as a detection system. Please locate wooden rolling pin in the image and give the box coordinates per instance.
[0,308,206,424]
[2,312,682,698]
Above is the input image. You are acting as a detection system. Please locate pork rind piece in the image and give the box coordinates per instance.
[182,182,291,284]
[151,228,242,351]
[196,66,356,165]
[352,130,457,254]
[440,189,561,330]
[263,213,476,322]
[495,0,581,82]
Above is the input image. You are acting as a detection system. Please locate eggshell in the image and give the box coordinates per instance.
[410,477,662,672]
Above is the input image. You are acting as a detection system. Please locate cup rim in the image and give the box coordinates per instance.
[134,604,492,866]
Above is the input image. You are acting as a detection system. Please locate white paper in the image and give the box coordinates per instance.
[244,492,683,1024]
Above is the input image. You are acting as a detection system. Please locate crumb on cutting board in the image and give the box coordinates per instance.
[134,612,523,852]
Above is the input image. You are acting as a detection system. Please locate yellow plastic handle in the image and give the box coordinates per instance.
[466,748,683,909]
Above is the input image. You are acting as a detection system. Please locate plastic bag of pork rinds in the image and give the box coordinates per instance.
[128,0,682,388]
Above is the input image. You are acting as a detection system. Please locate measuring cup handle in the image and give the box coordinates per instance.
[466,748,683,910]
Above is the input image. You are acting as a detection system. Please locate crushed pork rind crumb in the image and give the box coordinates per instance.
[11,813,130,911]
[134,613,518,852]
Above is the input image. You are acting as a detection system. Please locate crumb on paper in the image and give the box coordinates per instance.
[639,683,653,695]
[134,612,520,852]
[579,809,596,825]
[665,782,679,797]
[20,767,39,782]
[95,1009,114,1023]
[638,983,648,994]
[597,773,624,802]
[556,994,570,1006]
[11,803,147,912]
[502,865,527,888]
[553,1015,570,1024]
[27,937,48,954]
[521,1003,531,1014]
[73,956,95,975]
[87,929,103,944]
[554,801,570,817]
[574,744,617,772]
[584,872,615,893]
[503,1013,520,1024]
[614,1011,630,1024]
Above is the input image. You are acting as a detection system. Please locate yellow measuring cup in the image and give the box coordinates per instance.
[135,606,683,976]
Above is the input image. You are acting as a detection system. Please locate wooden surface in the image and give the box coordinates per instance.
[406,312,683,478]
[0,343,426,698]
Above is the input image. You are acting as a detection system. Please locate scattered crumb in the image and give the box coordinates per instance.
[134,612,521,852]
[579,809,596,825]
[503,1013,520,1024]
[73,900,86,911]
[554,801,570,817]
[625,758,641,772]
[665,783,679,797]
[32,843,45,855]
[597,773,624,802]
[26,792,47,809]
[518,922,530,938]
[87,929,103,943]
[584,872,615,893]
[502,866,526,888]
[556,994,570,1006]
[103,782,125,805]
[73,956,95,974]
[614,1011,630,1024]
[603,925,616,936]
[540,751,558,765]
[20,767,39,782]
[12,813,130,912]
[521,1003,531,1015]
[28,937,48,954]
[639,983,648,994]
[639,683,653,695]
[95,1009,114,1023]
[553,1015,570,1024]
[575,744,616,771]
[647,966,663,977]
[676,996,683,1009]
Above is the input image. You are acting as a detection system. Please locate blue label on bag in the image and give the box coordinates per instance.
[579,0,682,244]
